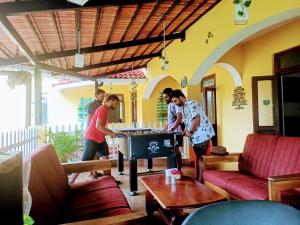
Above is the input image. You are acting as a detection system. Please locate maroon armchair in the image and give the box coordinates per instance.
[28,144,146,225]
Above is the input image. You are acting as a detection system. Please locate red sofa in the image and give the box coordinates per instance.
[203,134,300,208]
[28,144,145,225]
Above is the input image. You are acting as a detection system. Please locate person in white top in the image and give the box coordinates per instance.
[162,88,184,172]
[171,89,215,183]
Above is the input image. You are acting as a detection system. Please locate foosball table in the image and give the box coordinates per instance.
[115,128,176,195]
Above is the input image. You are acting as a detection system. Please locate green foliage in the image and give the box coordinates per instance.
[233,0,251,17]
[24,214,34,225]
[48,130,83,162]
[157,92,168,123]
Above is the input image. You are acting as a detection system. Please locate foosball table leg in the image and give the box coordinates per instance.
[129,159,138,195]
[147,158,153,172]
[118,151,124,175]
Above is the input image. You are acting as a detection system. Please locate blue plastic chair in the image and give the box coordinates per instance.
[182,200,300,225]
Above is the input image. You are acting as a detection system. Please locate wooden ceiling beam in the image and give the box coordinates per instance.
[0,32,184,67]
[73,52,160,72]
[0,15,39,65]
[94,65,146,78]
[37,32,184,61]
[0,56,29,67]
[0,0,157,16]
[39,63,97,81]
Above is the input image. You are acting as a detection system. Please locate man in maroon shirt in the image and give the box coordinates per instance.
[70,95,120,183]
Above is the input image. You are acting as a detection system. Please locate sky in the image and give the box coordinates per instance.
[0,76,26,132]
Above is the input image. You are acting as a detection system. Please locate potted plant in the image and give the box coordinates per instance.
[233,0,251,24]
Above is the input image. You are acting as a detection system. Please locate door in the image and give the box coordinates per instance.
[252,76,279,135]
[204,87,218,145]
[280,72,300,136]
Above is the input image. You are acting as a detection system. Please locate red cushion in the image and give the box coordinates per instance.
[225,174,268,200]
[68,176,118,194]
[239,134,278,179]
[203,170,240,190]
[269,137,300,176]
[64,184,131,223]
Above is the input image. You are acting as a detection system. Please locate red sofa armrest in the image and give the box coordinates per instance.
[268,173,300,202]
[62,159,111,175]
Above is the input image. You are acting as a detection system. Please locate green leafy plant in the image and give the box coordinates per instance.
[157,92,168,123]
[24,214,34,225]
[233,0,251,17]
[48,130,83,162]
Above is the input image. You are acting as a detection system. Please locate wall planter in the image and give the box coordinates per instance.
[234,0,251,25]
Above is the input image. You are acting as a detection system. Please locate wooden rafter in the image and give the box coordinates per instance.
[133,0,179,57]
[158,0,194,36]
[0,15,39,65]
[73,52,160,72]
[0,32,183,67]
[146,0,179,38]
[170,0,209,33]
[90,8,102,66]
[39,32,183,60]
[39,63,97,81]
[119,1,161,63]
[0,0,157,16]
[50,12,70,68]
[183,0,221,32]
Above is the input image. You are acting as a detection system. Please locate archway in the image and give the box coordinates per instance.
[190,8,300,84]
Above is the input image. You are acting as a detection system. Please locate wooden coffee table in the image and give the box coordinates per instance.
[141,174,226,225]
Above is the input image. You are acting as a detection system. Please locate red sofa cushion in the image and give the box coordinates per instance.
[64,177,131,223]
[269,136,300,176]
[29,144,68,225]
[239,134,278,179]
[203,170,240,190]
[225,173,269,200]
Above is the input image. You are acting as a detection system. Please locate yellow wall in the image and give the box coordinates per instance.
[47,84,131,126]
[146,0,300,84]
[204,17,300,152]
[142,76,180,126]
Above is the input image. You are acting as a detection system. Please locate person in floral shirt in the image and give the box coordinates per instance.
[171,89,215,183]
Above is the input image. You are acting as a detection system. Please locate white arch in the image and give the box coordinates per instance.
[190,8,300,84]
[215,63,242,87]
[143,74,168,99]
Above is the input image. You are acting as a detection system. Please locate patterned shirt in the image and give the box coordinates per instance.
[183,99,215,145]
[167,102,183,132]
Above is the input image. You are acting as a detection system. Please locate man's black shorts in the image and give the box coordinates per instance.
[81,139,109,161]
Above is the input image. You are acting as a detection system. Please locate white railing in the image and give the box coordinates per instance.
[0,122,189,161]
[0,127,39,157]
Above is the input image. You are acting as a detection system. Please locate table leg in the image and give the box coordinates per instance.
[145,190,155,217]
[147,158,153,172]
[129,159,137,195]
[117,151,124,175]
